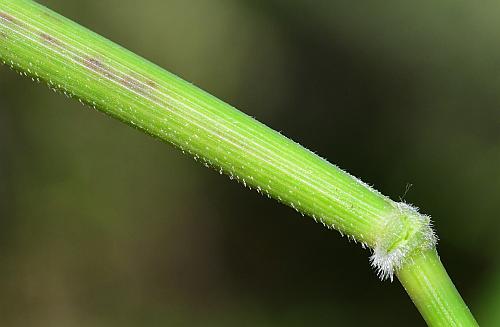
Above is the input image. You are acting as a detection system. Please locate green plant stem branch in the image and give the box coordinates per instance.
[0,0,478,325]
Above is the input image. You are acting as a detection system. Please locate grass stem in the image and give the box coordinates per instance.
[0,1,478,325]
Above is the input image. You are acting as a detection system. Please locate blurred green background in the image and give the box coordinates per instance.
[1,0,499,325]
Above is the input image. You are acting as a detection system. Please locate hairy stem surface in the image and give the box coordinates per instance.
[0,0,477,325]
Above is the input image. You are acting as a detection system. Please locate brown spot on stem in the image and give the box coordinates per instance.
[119,74,156,98]
[146,80,158,89]
[39,32,64,47]
[0,12,20,25]
[82,57,156,100]
[120,75,142,90]
[82,56,114,79]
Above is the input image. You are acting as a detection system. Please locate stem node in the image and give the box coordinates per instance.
[370,202,437,281]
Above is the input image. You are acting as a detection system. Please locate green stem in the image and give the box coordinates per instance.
[0,0,391,245]
[0,0,478,325]
[397,249,478,326]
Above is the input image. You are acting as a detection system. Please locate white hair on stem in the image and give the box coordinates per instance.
[370,202,438,281]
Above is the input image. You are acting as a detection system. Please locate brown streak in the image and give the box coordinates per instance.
[82,57,155,100]
[82,56,114,79]
[120,75,140,89]
[39,32,64,47]
[0,12,20,25]
[146,80,158,89]
[120,75,154,97]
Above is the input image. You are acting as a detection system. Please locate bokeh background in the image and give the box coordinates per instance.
[1,0,499,326]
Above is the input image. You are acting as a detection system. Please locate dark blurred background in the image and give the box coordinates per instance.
[1,0,499,326]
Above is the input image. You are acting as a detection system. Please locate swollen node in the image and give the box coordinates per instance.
[370,202,437,281]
